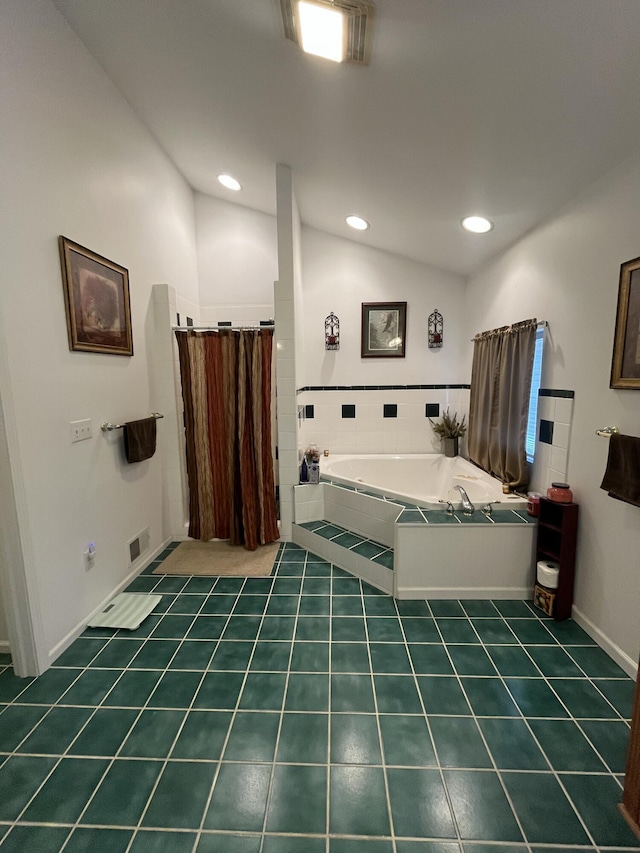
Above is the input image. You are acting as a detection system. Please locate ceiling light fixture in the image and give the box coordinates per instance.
[461,215,493,234]
[346,215,369,231]
[297,0,345,62]
[279,0,374,66]
[217,174,242,191]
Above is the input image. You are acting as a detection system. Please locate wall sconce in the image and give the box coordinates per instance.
[325,312,340,350]
[428,308,443,348]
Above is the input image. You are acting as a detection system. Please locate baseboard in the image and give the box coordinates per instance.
[47,535,173,666]
[395,586,532,600]
[572,605,638,680]
[0,641,10,655]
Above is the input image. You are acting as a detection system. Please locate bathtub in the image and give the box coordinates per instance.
[321,453,527,510]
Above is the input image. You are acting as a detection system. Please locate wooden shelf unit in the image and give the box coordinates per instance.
[535,497,578,621]
[621,662,640,840]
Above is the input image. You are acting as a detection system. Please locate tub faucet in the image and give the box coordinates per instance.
[454,485,475,515]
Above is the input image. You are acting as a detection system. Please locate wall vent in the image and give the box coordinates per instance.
[279,0,375,65]
[129,527,150,565]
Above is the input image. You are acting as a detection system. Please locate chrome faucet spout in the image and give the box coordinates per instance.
[454,484,475,515]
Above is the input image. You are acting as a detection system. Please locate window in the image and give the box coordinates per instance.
[525,326,545,462]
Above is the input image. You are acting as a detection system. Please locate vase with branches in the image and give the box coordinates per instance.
[429,408,467,457]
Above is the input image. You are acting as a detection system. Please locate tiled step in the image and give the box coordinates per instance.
[292,520,394,594]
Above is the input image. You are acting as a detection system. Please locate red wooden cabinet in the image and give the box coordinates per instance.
[535,497,578,621]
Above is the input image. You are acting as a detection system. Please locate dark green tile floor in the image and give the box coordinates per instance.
[0,541,638,851]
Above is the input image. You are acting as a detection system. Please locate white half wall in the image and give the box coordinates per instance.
[465,154,640,670]
[0,0,200,670]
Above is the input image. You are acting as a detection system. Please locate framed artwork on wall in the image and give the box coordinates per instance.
[610,255,640,388]
[361,301,407,358]
[58,236,133,356]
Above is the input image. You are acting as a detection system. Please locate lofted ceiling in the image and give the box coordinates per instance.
[53,0,640,276]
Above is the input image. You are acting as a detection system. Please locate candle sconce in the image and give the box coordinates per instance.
[428,308,443,348]
[325,312,340,350]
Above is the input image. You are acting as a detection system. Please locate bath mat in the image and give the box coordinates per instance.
[152,540,279,577]
[87,592,161,630]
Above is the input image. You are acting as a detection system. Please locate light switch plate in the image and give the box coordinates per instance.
[70,419,93,443]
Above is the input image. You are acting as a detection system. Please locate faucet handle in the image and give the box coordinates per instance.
[439,499,455,515]
[481,501,500,515]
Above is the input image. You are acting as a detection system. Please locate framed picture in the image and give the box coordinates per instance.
[58,236,133,356]
[361,301,406,358]
[610,255,640,388]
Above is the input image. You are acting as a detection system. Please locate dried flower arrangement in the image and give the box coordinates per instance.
[429,407,467,439]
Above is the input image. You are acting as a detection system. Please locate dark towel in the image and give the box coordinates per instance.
[600,433,640,507]
[123,417,157,463]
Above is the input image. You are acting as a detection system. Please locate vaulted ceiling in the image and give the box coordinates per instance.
[54,0,640,275]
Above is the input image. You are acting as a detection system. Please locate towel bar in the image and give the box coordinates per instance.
[595,426,619,437]
[101,413,164,432]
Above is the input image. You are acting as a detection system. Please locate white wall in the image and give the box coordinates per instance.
[466,154,640,670]
[300,228,467,387]
[195,193,277,324]
[0,0,200,668]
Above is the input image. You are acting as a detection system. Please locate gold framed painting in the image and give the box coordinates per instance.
[59,236,133,356]
[610,255,640,388]
[361,301,407,358]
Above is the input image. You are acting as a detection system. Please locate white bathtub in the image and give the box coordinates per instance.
[321,453,527,510]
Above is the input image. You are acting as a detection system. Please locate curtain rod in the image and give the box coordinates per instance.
[470,319,547,342]
[173,323,274,331]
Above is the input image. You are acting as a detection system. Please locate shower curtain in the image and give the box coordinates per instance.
[175,328,279,550]
[468,318,537,491]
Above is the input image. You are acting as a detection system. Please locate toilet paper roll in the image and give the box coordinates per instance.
[537,560,560,589]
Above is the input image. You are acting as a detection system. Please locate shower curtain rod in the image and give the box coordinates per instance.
[173,323,274,331]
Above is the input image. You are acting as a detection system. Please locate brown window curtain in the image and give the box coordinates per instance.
[468,318,537,491]
[175,328,279,551]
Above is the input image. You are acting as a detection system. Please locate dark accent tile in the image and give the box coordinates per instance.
[305,404,314,418]
[478,718,548,770]
[23,757,108,823]
[204,763,271,832]
[171,710,232,760]
[444,770,523,841]
[384,404,398,418]
[277,712,328,763]
[331,713,382,764]
[539,388,574,398]
[528,719,607,771]
[330,765,390,836]
[83,759,162,827]
[342,404,356,418]
[539,419,554,444]
[425,403,440,418]
[380,714,436,766]
[266,764,327,834]
[430,717,492,768]
[387,768,455,838]
[502,772,590,845]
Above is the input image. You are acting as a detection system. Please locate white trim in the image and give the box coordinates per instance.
[46,536,172,666]
[0,319,47,678]
[572,604,638,680]
[395,585,533,600]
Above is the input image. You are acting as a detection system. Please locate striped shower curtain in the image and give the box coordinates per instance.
[175,328,279,550]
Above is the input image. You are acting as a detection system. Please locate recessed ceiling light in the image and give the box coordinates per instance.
[297,1,345,63]
[461,215,493,234]
[217,174,242,191]
[346,215,370,231]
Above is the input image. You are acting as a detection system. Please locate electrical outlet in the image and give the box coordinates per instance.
[70,419,93,443]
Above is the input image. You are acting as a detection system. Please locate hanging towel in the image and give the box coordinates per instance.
[600,433,640,507]
[123,417,157,463]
